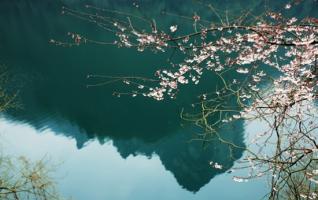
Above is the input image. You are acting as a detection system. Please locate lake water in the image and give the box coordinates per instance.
[0,0,316,199]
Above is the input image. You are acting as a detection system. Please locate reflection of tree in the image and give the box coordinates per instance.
[281,159,318,199]
[0,156,63,200]
[0,66,17,112]
[0,65,63,200]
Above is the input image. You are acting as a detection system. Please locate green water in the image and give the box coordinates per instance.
[0,0,316,199]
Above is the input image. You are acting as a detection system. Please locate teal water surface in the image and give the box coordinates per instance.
[0,0,317,199]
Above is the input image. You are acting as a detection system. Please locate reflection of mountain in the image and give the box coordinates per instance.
[114,124,244,192]
[2,0,315,194]
[0,0,248,193]
[4,108,244,193]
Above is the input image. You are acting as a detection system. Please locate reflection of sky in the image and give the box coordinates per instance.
[0,117,267,200]
[0,0,294,198]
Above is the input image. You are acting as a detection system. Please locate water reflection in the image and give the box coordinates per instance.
[1,0,316,198]
[1,117,263,200]
[113,123,244,192]
[0,0,250,194]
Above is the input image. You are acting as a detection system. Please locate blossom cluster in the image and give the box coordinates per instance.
[59,3,318,197]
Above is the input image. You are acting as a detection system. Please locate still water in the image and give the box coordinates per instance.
[0,0,316,199]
